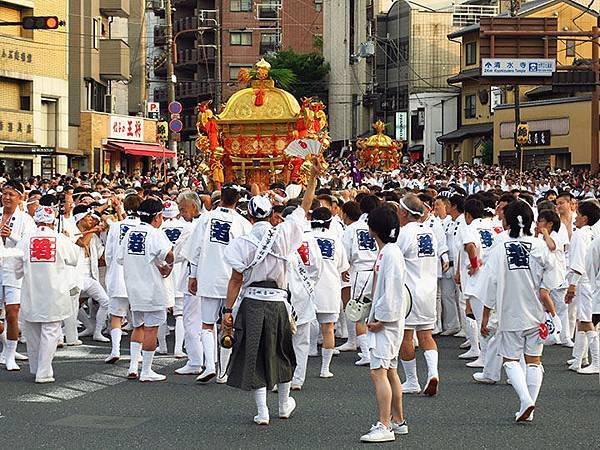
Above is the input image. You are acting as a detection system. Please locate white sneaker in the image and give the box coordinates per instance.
[401,380,421,394]
[458,348,480,360]
[174,351,187,359]
[319,371,334,378]
[196,369,217,384]
[472,372,496,384]
[78,328,93,338]
[216,374,228,384]
[279,397,296,419]
[390,420,409,435]
[5,360,20,371]
[459,340,471,349]
[335,341,357,352]
[93,333,110,343]
[423,376,439,396]
[14,351,28,361]
[561,339,574,348]
[156,347,169,355]
[355,356,371,366]
[440,328,460,336]
[466,357,485,368]
[35,376,55,384]
[291,384,302,391]
[360,422,395,443]
[66,339,83,346]
[515,404,535,422]
[308,350,319,357]
[578,364,600,374]
[104,354,120,364]
[332,348,340,356]
[254,414,269,425]
[139,370,166,382]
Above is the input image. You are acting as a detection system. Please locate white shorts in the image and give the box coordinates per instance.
[109,297,129,318]
[173,296,184,316]
[201,297,224,324]
[316,312,339,324]
[370,353,398,370]
[0,286,21,305]
[405,323,435,332]
[496,328,543,360]
[131,310,166,328]
[575,287,593,322]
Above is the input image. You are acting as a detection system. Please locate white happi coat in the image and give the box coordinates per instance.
[446,214,467,278]
[118,222,172,312]
[288,230,323,325]
[105,215,140,298]
[463,217,502,299]
[423,213,449,278]
[367,243,406,361]
[586,222,600,313]
[0,207,36,289]
[311,226,349,314]
[15,226,79,322]
[342,218,378,300]
[182,207,251,298]
[484,235,560,332]
[568,225,595,305]
[161,217,190,306]
[396,221,438,327]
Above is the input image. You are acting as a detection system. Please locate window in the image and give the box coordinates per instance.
[92,18,100,49]
[566,40,576,57]
[229,65,252,80]
[465,42,476,66]
[315,0,323,12]
[230,31,252,46]
[86,80,107,112]
[464,94,476,119]
[260,33,279,54]
[230,0,252,12]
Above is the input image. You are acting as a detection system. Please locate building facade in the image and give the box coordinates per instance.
[0,0,71,179]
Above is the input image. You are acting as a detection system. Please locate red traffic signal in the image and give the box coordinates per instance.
[22,16,60,30]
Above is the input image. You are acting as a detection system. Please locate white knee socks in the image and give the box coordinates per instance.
[357,334,370,361]
[141,350,155,375]
[278,381,291,409]
[402,358,419,385]
[201,329,216,374]
[320,348,334,376]
[110,328,122,356]
[424,349,439,379]
[504,361,534,411]
[254,387,269,420]
[157,323,168,353]
[128,341,142,374]
[174,316,185,355]
[526,364,544,404]
[579,331,599,374]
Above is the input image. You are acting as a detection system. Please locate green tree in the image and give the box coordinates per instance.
[481,139,493,165]
[265,50,330,103]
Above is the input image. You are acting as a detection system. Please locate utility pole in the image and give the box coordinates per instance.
[215,7,222,109]
[165,0,177,158]
[591,24,599,175]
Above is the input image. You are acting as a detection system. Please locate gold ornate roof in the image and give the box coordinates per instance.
[359,120,396,148]
[217,80,300,124]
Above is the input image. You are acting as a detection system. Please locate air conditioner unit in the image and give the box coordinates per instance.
[104,94,115,114]
[146,0,164,11]
[358,41,375,58]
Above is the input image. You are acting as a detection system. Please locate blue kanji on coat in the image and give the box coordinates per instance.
[316,238,335,259]
[417,233,435,257]
[210,219,231,244]
[164,227,182,244]
[357,229,377,251]
[505,241,531,270]
[127,231,147,255]
[479,229,494,249]
[119,224,130,244]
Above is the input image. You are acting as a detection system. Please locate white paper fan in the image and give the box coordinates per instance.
[284,139,322,159]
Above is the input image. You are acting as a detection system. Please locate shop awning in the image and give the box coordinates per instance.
[407,144,424,153]
[104,140,175,158]
[437,123,493,143]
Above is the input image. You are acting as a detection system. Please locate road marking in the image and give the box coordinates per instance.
[63,379,106,393]
[42,387,86,401]
[14,394,60,403]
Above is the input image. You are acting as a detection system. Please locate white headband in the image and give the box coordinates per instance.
[399,198,423,217]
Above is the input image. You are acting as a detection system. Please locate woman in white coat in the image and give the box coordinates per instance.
[360,206,408,443]
[15,206,79,383]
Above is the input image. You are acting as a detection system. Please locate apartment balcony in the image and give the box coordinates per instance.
[100,0,130,18]
[99,39,130,81]
[154,81,214,103]
[175,47,217,67]
[173,15,218,35]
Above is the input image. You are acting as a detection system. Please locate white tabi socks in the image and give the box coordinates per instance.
[423,350,439,396]
[5,339,20,371]
[104,328,122,363]
[174,316,185,358]
[278,382,296,418]
[569,331,589,371]
[355,334,371,366]
[459,318,480,359]
[401,358,421,393]
[201,329,216,376]
[93,306,109,342]
[578,331,600,374]
[157,323,168,354]
[526,364,544,404]
[139,350,166,382]
[128,341,142,378]
[504,361,535,422]
[320,348,334,378]
[254,387,269,425]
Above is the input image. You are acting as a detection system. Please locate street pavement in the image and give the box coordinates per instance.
[0,334,598,449]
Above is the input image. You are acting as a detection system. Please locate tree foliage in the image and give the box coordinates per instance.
[265,50,330,103]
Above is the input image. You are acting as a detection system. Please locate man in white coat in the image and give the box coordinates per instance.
[15,206,79,383]
[0,180,35,371]
[118,199,174,382]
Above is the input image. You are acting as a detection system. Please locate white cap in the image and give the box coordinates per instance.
[162,200,179,218]
[285,184,302,199]
[34,206,55,224]
[247,196,273,219]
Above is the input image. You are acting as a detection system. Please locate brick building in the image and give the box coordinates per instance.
[0,0,71,179]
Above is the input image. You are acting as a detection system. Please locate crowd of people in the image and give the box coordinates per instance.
[0,156,599,443]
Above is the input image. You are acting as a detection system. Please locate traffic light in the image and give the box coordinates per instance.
[22,16,59,30]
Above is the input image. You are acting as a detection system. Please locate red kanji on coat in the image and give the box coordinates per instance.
[297,242,310,266]
[30,237,56,263]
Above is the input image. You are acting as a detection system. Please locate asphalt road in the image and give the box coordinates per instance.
[0,334,598,449]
